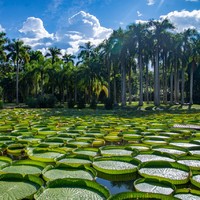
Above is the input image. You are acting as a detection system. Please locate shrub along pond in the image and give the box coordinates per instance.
[0,107,200,199]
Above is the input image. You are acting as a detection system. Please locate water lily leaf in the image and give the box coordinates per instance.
[134,178,176,195]
[42,165,96,181]
[93,156,140,175]
[0,160,46,176]
[0,173,43,200]
[134,151,175,163]
[108,191,179,200]
[139,161,190,185]
[35,178,110,200]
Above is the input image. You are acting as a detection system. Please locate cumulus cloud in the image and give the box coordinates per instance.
[160,10,200,32]
[19,17,54,48]
[18,12,112,55]
[0,24,5,32]
[56,11,113,55]
[147,0,155,5]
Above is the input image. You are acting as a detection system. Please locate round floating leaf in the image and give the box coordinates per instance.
[68,140,91,147]
[42,165,96,181]
[134,178,176,195]
[191,172,200,189]
[0,173,43,200]
[99,146,137,157]
[93,156,140,175]
[174,189,200,199]
[134,151,175,163]
[0,156,12,169]
[139,161,190,185]
[73,147,99,157]
[177,156,200,170]
[104,134,122,142]
[1,160,46,176]
[169,141,199,148]
[7,143,27,156]
[56,154,92,167]
[28,148,65,162]
[35,178,110,200]
[188,147,200,157]
[126,144,150,151]
[152,145,188,156]
[108,191,179,200]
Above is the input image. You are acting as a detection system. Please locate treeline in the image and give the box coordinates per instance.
[0,19,200,108]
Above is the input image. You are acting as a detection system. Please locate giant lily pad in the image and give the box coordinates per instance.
[134,178,176,195]
[0,173,43,200]
[93,156,140,175]
[134,151,175,163]
[0,160,46,176]
[139,161,190,185]
[35,178,110,200]
[109,191,179,200]
[28,148,65,162]
[42,165,96,181]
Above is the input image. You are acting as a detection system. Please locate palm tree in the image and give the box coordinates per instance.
[128,22,148,106]
[46,47,61,65]
[6,39,30,104]
[0,32,7,63]
[62,53,75,65]
[149,19,174,106]
[30,52,51,95]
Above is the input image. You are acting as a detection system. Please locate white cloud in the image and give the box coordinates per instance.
[56,11,113,55]
[147,0,155,5]
[0,24,5,32]
[160,10,200,32]
[19,17,54,49]
[18,12,112,55]
[19,17,54,39]
[137,11,142,17]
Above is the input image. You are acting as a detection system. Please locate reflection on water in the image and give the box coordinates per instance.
[96,177,134,194]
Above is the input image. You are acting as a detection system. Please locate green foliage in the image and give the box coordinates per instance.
[26,97,38,108]
[104,98,113,110]
[26,94,57,108]
[77,98,86,109]
[90,98,97,109]
[68,99,75,109]
[0,100,3,109]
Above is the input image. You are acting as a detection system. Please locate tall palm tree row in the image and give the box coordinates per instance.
[0,18,199,106]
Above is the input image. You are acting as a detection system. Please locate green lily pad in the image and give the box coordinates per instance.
[35,178,110,200]
[0,173,43,200]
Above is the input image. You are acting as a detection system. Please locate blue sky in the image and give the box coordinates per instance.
[0,0,199,55]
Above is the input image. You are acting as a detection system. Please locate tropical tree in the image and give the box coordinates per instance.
[128,22,148,106]
[0,32,7,63]
[46,47,61,65]
[149,19,174,106]
[6,39,30,104]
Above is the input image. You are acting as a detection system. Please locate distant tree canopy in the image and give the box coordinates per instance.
[0,19,200,107]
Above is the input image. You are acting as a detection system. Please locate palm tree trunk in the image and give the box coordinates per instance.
[121,62,126,107]
[107,60,111,99]
[170,71,173,105]
[174,61,179,103]
[181,67,185,105]
[128,64,132,105]
[190,63,194,105]
[145,62,149,104]
[16,62,19,105]
[139,54,143,106]
[113,72,117,106]
[154,48,160,106]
